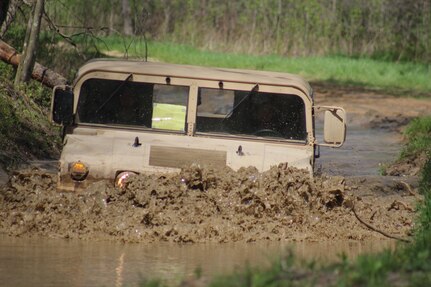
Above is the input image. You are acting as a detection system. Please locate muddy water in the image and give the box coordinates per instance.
[0,125,415,286]
[316,124,401,176]
[0,234,393,287]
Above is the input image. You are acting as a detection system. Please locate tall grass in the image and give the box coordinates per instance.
[97,38,431,94]
[46,0,431,63]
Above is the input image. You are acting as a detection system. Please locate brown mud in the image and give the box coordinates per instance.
[385,153,428,176]
[0,85,429,244]
[0,165,418,244]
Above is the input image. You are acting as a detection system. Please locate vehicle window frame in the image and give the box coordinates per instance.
[75,76,190,134]
[72,73,312,142]
[193,84,309,143]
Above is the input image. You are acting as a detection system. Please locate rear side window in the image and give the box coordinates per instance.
[77,78,188,132]
[196,87,307,141]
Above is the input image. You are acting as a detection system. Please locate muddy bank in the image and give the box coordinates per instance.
[384,153,428,176]
[0,166,417,243]
[314,86,431,129]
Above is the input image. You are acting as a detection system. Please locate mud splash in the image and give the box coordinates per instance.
[0,165,417,243]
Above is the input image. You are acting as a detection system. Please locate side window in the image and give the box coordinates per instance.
[77,78,188,132]
[78,78,153,126]
[195,88,235,132]
[196,87,307,141]
[152,85,188,131]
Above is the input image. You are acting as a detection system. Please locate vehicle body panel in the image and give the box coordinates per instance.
[59,126,312,192]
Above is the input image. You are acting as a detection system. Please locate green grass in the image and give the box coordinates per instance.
[96,37,431,94]
[401,116,431,159]
[152,103,186,131]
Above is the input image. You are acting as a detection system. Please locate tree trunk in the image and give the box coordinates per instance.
[0,0,10,29]
[121,0,133,36]
[0,0,16,38]
[14,0,44,86]
[0,39,67,88]
[14,4,33,84]
[109,0,114,35]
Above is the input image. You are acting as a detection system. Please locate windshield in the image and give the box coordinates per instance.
[196,87,307,141]
[77,78,189,132]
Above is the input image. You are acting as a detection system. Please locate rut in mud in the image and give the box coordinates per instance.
[0,165,417,243]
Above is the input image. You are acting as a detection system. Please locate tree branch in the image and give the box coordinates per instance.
[351,204,411,243]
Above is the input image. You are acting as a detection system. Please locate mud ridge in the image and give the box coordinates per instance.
[0,165,417,243]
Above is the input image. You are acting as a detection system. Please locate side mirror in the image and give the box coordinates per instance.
[51,85,74,125]
[315,106,346,147]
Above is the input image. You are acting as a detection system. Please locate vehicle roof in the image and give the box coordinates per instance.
[76,59,313,99]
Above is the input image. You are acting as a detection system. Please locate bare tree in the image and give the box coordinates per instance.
[121,0,133,36]
[14,0,44,86]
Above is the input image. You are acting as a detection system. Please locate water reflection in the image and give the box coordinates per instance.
[0,235,393,286]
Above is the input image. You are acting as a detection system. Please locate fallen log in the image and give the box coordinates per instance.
[0,39,68,88]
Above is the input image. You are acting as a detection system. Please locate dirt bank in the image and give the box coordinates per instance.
[0,165,418,243]
[314,84,431,130]
[0,75,60,171]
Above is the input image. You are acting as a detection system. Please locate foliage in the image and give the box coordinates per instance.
[2,10,105,80]
[36,30,105,79]
[3,1,431,85]
[40,0,431,63]
[2,24,27,48]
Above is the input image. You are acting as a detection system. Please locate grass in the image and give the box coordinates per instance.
[95,37,431,95]
[0,62,60,169]
[152,103,187,131]
[401,116,431,159]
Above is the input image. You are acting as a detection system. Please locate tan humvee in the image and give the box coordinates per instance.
[51,59,346,192]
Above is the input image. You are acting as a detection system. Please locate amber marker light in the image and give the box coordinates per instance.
[70,161,89,181]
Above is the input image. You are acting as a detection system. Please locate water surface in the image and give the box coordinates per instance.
[0,235,393,286]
